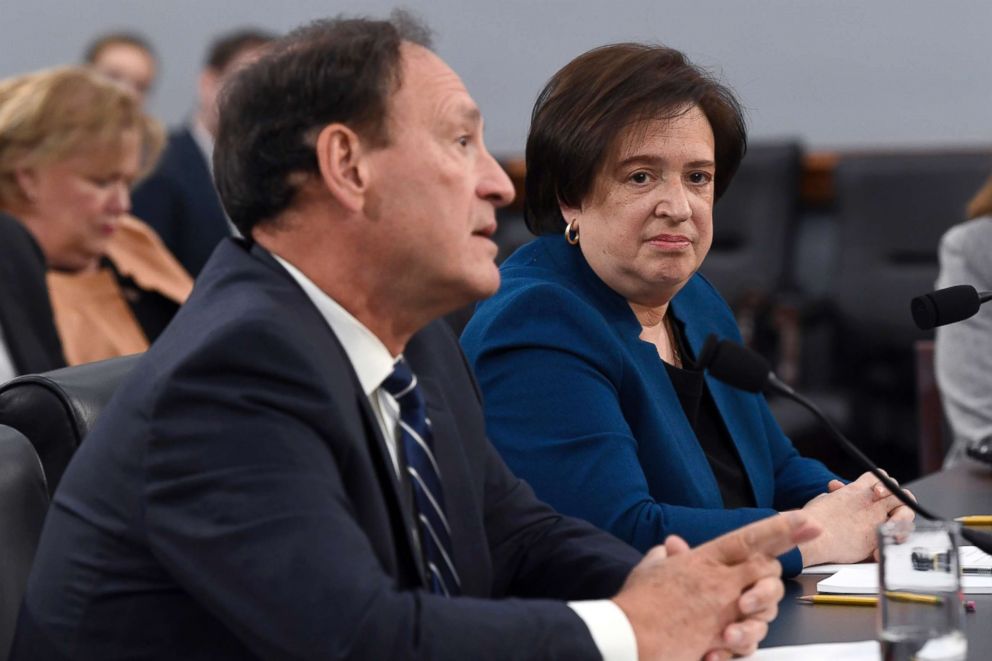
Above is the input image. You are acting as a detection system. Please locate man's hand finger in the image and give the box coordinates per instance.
[739,576,783,621]
[704,511,822,564]
[721,618,769,656]
[664,534,691,556]
[640,543,669,567]
[734,557,782,595]
[703,650,732,661]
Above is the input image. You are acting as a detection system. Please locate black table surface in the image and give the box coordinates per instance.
[762,463,992,657]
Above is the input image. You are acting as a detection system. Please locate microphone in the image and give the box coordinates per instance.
[698,334,992,556]
[910,284,992,330]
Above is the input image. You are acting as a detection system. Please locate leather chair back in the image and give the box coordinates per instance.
[828,152,992,476]
[833,151,992,352]
[0,354,140,495]
[0,424,48,660]
[702,141,803,305]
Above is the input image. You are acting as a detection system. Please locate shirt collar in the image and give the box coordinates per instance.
[271,253,396,396]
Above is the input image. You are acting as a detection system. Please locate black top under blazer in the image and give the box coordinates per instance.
[12,238,640,660]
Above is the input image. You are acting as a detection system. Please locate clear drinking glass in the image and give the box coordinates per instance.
[877,520,967,661]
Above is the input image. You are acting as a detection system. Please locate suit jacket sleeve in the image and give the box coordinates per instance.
[463,282,813,575]
[142,315,635,660]
[131,175,183,255]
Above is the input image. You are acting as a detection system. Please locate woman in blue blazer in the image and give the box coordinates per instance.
[461,43,913,577]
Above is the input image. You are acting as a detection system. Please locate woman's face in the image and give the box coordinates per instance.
[18,129,141,272]
[561,105,716,308]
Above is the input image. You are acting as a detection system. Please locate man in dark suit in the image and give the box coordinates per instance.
[130,29,274,276]
[0,213,65,381]
[14,15,819,660]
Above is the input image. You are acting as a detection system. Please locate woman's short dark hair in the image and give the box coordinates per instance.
[525,43,747,235]
[213,11,432,235]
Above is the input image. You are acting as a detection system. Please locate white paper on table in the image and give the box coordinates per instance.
[817,564,992,594]
[744,640,878,660]
[802,546,991,575]
[961,545,992,570]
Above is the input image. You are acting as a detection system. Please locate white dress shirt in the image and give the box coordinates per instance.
[273,252,637,661]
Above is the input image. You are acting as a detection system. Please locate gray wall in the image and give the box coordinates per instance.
[2,0,991,156]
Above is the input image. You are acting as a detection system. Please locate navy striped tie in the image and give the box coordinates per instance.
[382,359,461,596]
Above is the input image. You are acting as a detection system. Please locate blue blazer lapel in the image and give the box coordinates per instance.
[626,336,724,506]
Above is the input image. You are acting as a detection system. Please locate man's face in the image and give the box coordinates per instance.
[200,46,267,137]
[362,44,515,315]
[92,43,156,106]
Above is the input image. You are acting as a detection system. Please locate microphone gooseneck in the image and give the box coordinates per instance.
[699,335,992,556]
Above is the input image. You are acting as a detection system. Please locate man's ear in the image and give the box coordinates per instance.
[315,123,368,214]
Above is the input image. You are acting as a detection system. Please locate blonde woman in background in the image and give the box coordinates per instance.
[935,173,992,466]
[0,67,192,365]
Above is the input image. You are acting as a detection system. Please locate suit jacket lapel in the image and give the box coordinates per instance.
[352,390,429,587]
[249,242,428,587]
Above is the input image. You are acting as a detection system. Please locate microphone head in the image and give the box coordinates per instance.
[698,335,771,393]
[910,285,980,330]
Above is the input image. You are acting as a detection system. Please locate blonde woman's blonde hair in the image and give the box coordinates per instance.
[0,66,164,209]
[967,172,992,220]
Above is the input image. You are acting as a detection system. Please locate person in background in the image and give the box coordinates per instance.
[12,15,820,661]
[461,43,914,577]
[0,67,190,365]
[131,28,275,276]
[83,32,158,107]
[935,172,992,466]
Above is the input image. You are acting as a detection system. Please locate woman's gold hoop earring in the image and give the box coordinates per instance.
[564,220,580,245]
